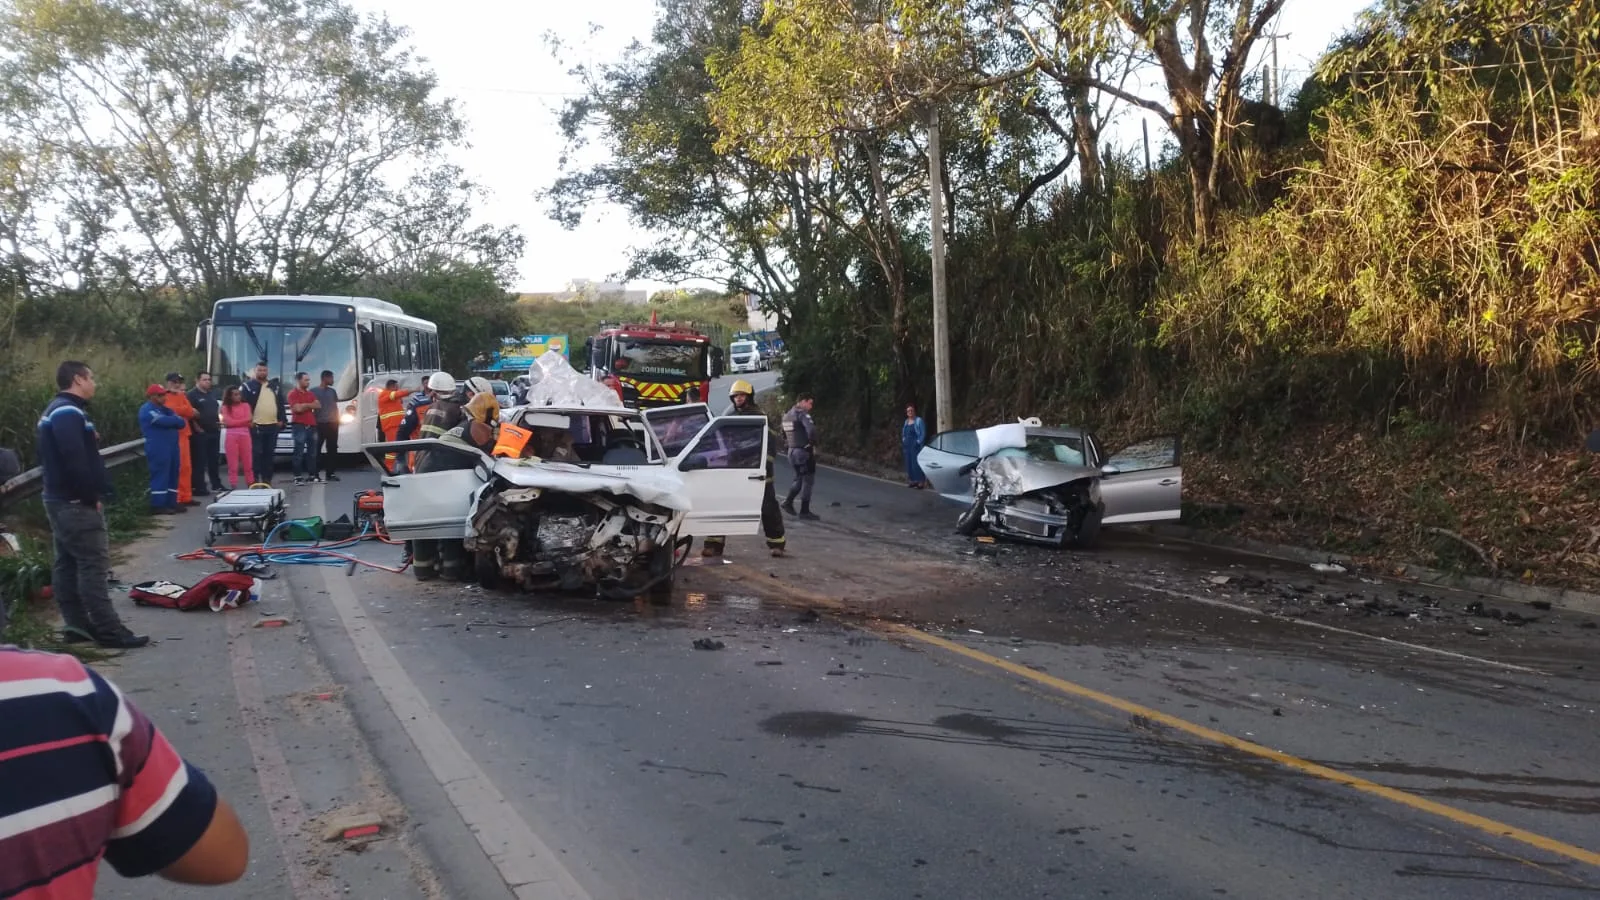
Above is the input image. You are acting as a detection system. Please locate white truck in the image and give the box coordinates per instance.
[727,339,765,374]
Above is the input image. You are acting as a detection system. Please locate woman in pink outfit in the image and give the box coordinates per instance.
[220,386,255,488]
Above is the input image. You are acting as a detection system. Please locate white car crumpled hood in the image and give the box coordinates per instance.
[980,456,1100,497]
[488,459,691,511]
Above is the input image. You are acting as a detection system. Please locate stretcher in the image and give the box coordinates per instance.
[205,488,287,546]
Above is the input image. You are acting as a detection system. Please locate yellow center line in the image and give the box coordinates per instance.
[715,562,1600,871]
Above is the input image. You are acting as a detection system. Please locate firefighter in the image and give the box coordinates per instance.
[394,372,451,474]
[412,392,499,582]
[164,373,198,505]
[700,379,787,559]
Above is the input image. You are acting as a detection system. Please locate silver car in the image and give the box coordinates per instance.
[917,425,1182,547]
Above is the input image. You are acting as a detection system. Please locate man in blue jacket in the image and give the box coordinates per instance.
[139,384,187,514]
[37,361,149,649]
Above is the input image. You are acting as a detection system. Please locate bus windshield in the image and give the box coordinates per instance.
[211,322,359,399]
[611,339,705,381]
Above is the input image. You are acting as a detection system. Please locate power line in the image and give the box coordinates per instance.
[440,84,587,97]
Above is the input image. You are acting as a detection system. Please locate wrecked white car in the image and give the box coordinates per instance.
[364,367,769,603]
[917,420,1182,548]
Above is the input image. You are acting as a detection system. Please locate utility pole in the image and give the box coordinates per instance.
[1263,31,1291,106]
[926,105,952,434]
[1141,119,1151,176]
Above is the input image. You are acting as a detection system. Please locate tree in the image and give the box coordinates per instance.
[546,0,843,333]
[1016,0,1289,238]
[0,0,483,313]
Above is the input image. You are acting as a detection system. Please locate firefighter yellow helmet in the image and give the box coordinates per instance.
[465,391,500,424]
[728,379,754,398]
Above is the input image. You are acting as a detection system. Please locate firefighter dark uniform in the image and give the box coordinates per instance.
[702,380,786,558]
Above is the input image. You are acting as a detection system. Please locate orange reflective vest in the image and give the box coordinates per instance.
[492,423,533,458]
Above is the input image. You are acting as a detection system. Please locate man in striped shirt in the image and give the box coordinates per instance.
[0,646,249,897]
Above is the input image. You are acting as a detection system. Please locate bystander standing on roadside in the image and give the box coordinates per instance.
[241,362,286,485]
[188,371,225,496]
[902,403,929,489]
[140,384,186,517]
[164,373,199,505]
[37,361,150,648]
[782,393,820,520]
[0,645,250,894]
[311,369,341,483]
[286,372,319,485]
[219,386,255,489]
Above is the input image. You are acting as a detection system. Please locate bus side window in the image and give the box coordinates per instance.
[377,321,393,371]
[429,333,439,369]
[372,324,386,373]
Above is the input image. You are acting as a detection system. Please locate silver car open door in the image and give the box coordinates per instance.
[1098,436,1182,524]
[361,440,489,540]
[917,429,981,501]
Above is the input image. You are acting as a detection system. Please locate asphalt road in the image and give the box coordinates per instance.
[94,433,1600,899]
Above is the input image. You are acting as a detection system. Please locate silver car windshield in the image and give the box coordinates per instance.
[993,434,1087,467]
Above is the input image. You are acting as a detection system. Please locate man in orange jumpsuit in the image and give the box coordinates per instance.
[376,378,406,440]
[164,372,198,505]
[374,378,407,470]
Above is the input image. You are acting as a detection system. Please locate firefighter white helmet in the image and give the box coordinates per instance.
[467,376,493,397]
[426,372,456,392]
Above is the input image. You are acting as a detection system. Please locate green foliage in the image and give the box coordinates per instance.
[0,0,518,323]
[0,339,199,463]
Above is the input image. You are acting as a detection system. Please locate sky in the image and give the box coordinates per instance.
[344,0,1377,296]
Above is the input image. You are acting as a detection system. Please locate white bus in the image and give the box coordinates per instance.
[196,294,440,454]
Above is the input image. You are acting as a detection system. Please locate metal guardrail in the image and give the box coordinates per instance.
[0,439,147,509]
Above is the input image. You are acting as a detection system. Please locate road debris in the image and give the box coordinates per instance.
[692,638,726,651]
[1310,563,1347,574]
[322,812,384,842]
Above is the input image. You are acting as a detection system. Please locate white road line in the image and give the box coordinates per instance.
[310,486,592,900]
[226,603,338,899]
[1131,581,1550,675]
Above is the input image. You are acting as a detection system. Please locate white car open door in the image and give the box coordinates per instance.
[657,414,770,536]
[361,440,488,540]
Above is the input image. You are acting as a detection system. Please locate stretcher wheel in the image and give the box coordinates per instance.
[205,533,216,547]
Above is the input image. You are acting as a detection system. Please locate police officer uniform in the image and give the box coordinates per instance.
[781,400,819,519]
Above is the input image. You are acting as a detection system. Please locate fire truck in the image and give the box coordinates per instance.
[585,312,724,409]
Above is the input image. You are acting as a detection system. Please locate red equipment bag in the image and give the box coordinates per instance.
[129,571,261,611]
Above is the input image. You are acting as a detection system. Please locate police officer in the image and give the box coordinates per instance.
[700,379,787,559]
[781,393,819,520]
